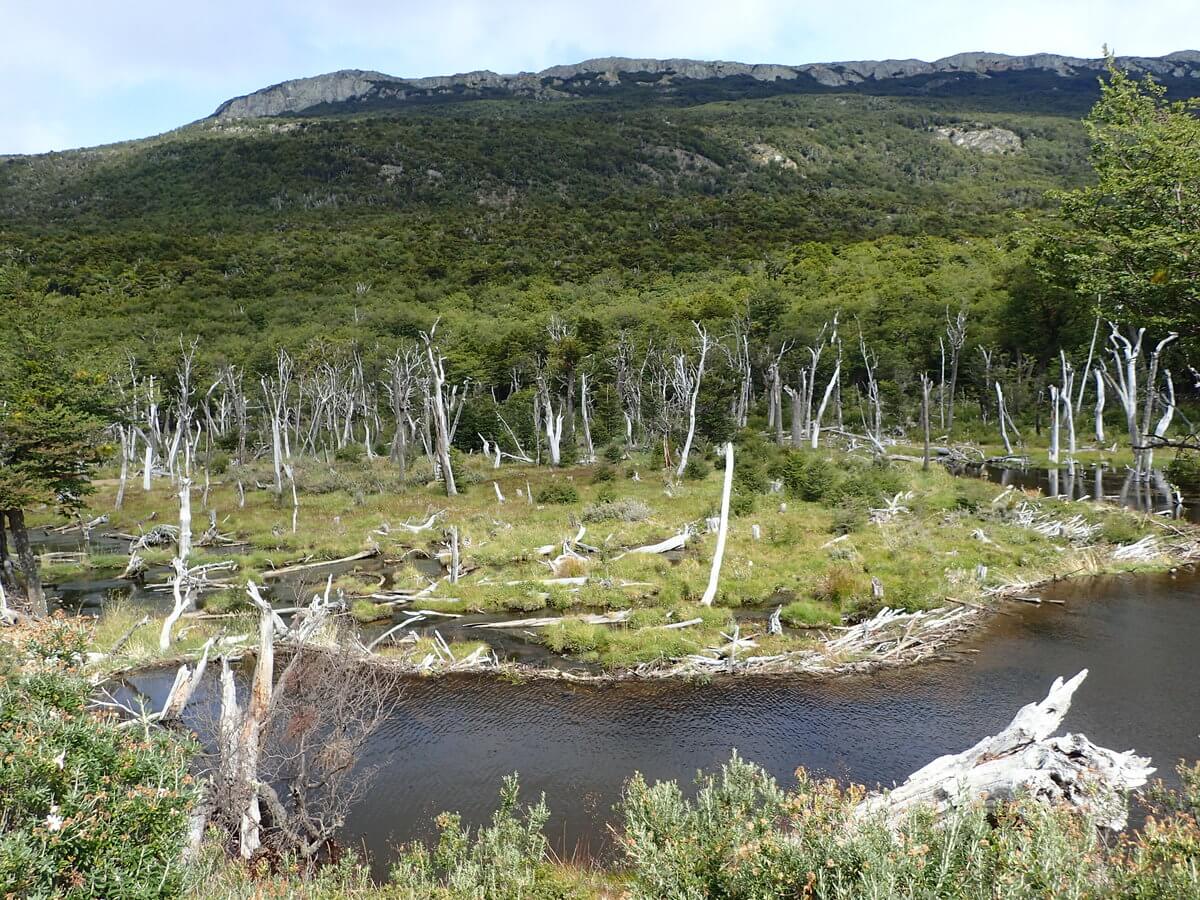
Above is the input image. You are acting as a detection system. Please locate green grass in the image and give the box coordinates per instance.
[28,443,1188,675]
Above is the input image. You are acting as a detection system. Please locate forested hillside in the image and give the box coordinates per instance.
[1,80,1096,372]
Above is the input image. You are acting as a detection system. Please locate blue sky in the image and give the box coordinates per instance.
[3,0,1196,154]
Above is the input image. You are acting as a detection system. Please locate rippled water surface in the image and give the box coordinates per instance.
[122,569,1200,873]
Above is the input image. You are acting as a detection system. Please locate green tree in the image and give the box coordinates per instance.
[1056,54,1200,334]
[0,303,114,616]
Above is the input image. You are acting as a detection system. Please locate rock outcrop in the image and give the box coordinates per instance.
[211,51,1200,121]
[933,124,1023,154]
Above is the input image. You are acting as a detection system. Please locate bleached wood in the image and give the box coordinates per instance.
[700,442,734,607]
[855,670,1154,832]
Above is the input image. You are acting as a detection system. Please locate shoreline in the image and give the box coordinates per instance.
[101,545,1200,689]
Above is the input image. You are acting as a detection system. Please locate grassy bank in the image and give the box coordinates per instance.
[24,436,1197,680]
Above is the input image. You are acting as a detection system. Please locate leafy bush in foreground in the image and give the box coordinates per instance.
[616,753,1200,899]
[387,775,580,899]
[0,618,198,899]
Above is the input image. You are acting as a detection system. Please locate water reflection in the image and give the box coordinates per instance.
[965,463,1192,521]
[119,570,1200,877]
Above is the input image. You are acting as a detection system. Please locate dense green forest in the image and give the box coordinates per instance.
[2,84,1096,377]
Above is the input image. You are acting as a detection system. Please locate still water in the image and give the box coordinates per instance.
[122,569,1200,872]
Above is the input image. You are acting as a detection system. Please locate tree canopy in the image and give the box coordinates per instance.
[1056,55,1200,334]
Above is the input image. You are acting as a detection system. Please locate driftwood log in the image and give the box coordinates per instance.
[856,670,1153,832]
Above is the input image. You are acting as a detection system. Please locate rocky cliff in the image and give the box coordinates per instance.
[211,50,1200,119]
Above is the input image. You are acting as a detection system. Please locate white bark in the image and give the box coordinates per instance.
[810,362,841,449]
[1049,387,1061,464]
[700,442,734,607]
[675,322,711,478]
[996,382,1013,455]
[422,327,458,495]
[177,477,192,562]
[159,557,194,651]
[855,670,1153,833]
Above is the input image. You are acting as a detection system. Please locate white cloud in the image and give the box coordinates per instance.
[2,0,1196,153]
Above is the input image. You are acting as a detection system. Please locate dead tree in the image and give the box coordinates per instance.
[615,331,651,450]
[674,322,712,478]
[856,670,1153,833]
[765,341,793,446]
[995,381,1021,455]
[1104,324,1177,476]
[700,442,734,607]
[920,373,933,471]
[383,344,422,476]
[728,316,753,428]
[203,584,399,866]
[943,308,968,436]
[860,333,884,450]
[579,369,596,463]
[421,326,457,495]
[535,363,565,467]
[810,349,841,449]
[1060,350,1077,459]
[260,349,294,497]
[1076,313,1101,413]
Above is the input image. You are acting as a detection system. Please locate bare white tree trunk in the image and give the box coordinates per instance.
[996,382,1013,455]
[422,327,457,496]
[1146,370,1176,473]
[944,309,968,435]
[810,362,841,449]
[115,426,130,511]
[579,371,596,463]
[1060,350,1077,459]
[1094,368,1106,443]
[143,440,154,492]
[855,670,1153,833]
[1076,313,1101,413]
[861,334,883,448]
[700,442,734,607]
[1048,386,1061,464]
[178,476,192,562]
[159,557,193,651]
[675,323,711,478]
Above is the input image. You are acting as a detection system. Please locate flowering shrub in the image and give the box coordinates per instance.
[0,619,198,898]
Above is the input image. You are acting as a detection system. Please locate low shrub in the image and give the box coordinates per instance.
[603,443,625,463]
[835,459,907,505]
[1101,515,1143,545]
[536,481,580,505]
[582,498,652,523]
[729,490,757,517]
[1166,452,1200,482]
[682,456,710,481]
[0,620,198,898]
[781,452,838,502]
[591,464,616,483]
[334,443,365,463]
[387,776,571,898]
[814,564,867,607]
[780,599,841,628]
[829,502,866,534]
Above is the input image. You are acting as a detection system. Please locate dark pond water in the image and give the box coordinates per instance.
[957,462,1200,522]
[121,568,1200,876]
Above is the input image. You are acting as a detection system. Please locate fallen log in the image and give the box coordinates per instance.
[617,528,691,558]
[855,670,1153,833]
[469,610,632,629]
[262,549,378,580]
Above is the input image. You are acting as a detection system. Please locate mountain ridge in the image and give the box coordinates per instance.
[212,49,1200,119]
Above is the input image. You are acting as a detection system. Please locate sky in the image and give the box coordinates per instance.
[2,0,1197,154]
